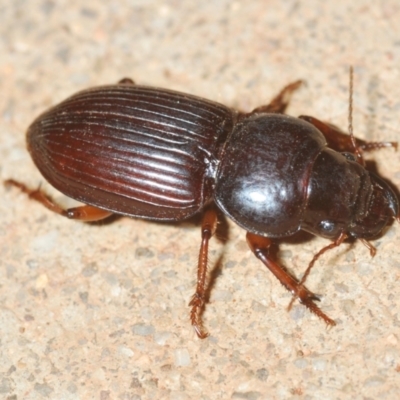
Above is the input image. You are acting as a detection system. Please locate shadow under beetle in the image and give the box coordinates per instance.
[6,75,399,338]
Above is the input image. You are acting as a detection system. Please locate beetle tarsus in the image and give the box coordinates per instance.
[5,179,112,222]
[189,294,209,339]
[301,298,336,327]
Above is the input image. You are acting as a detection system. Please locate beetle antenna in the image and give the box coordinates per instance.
[348,66,354,140]
[348,66,363,164]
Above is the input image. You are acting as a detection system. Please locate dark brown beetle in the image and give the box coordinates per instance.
[6,75,399,338]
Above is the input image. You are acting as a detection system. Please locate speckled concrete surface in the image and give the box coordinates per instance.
[1,1,400,399]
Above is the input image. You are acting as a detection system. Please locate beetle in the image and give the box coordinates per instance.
[6,75,399,338]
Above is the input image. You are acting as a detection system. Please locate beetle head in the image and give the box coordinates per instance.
[347,172,398,239]
[301,148,398,240]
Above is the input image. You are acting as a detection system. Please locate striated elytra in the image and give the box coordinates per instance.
[6,77,398,338]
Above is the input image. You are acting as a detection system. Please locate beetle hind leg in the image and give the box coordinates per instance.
[189,207,218,339]
[246,232,336,326]
[5,179,112,222]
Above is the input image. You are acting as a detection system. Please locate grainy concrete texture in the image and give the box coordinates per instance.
[1,1,400,399]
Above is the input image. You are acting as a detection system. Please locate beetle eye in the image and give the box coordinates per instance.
[319,220,336,233]
[341,152,357,162]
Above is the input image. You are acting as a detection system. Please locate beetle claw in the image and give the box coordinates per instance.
[309,294,321,302]
[189,294,209,339]
[289,285,335,326]
[287,284,331,325]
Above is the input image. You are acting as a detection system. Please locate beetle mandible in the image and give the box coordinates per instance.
[6,74,399,338]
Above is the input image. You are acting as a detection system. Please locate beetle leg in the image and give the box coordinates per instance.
[5,179,112,222]
[249,80,303,115]
[359,238,377,257]
[287,232,347,314]
[246,232,336,326]
[189,207,218,339]
[118,78,135,85]
[299,115,397,154]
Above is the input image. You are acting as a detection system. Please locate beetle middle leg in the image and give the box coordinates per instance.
[246,232,336,326]
[5,179,112,222]
[249,80,303,115]
[189,207,218,339]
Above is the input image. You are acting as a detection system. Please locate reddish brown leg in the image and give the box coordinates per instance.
[5,179,112,222]
[287,232,347,312]
[246,232,336,326]
[249,80,303,115]
[189,207,218,338]
[118,78,135,85]
[359,239,377,257]
[300,115,397,155]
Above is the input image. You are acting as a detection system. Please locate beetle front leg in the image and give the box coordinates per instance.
[5,179,112,222]
[300,115,397,155]
[246,232,336,326]
[189,207,218,339]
